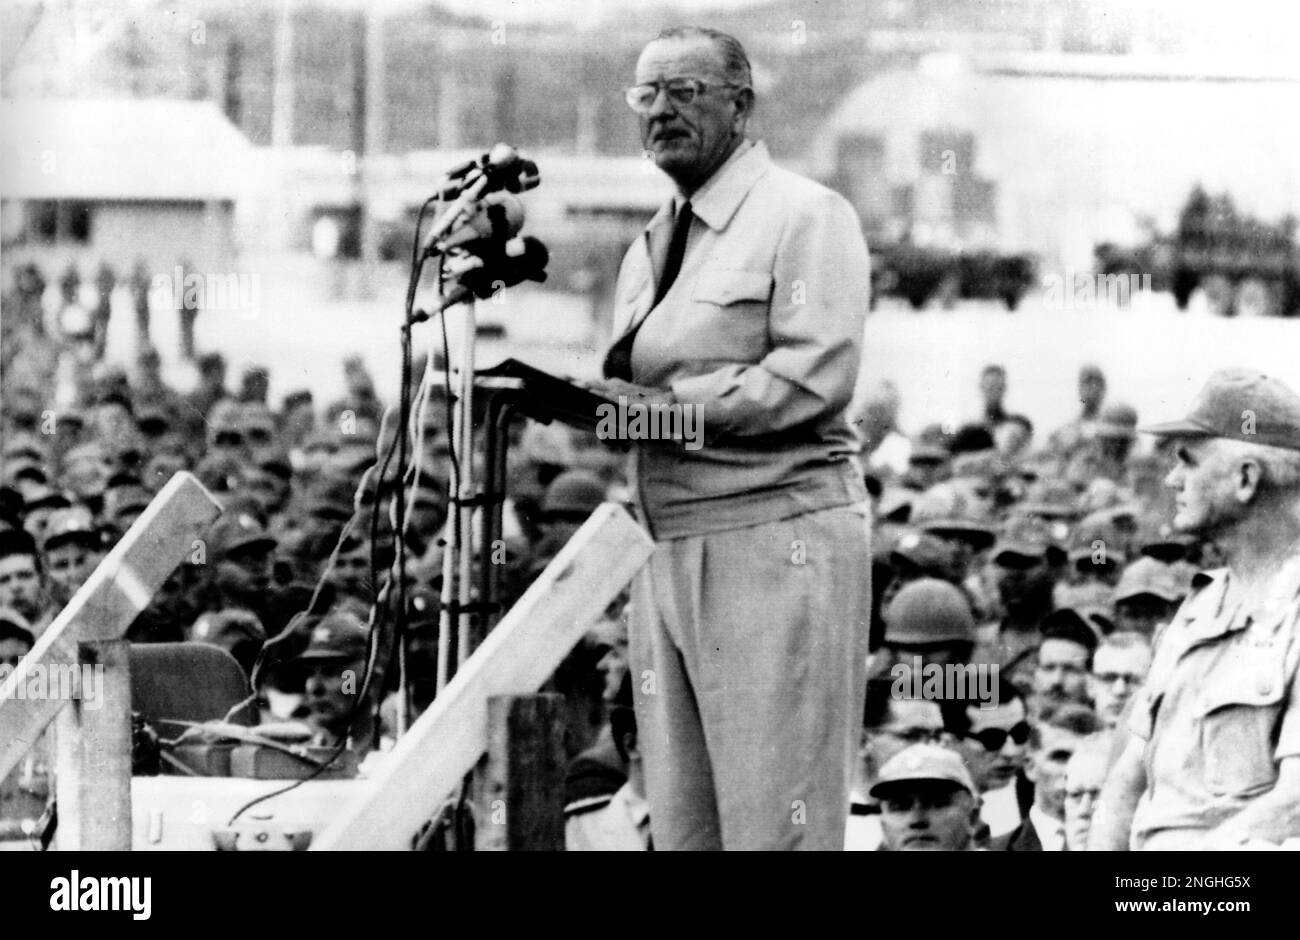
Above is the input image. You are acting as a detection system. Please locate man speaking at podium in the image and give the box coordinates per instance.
[587,26,873,850]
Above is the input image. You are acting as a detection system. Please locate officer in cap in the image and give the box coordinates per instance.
[976,514,1066,673]
[1110,556,1184,637]
[1092,369,1300,849]
[42,505,105,605]
[296,611,374,753]
[871,743,982,851]
[203,511,279,627]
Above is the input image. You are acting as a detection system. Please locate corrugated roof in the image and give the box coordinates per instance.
[0,98,254,201]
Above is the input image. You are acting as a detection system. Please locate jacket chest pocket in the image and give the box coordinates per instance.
[1197,651,1286,797]
[682,269,773,362]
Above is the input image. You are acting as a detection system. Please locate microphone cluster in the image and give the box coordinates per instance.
[412,143,549,323]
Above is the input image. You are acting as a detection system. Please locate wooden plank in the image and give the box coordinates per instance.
[54,640,133,850]
[312,502,653,851]
[0,472,222,780]
[474,694,566,852]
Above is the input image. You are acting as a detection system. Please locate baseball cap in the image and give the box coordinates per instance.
[1142,368,1300,451]
[993,514,1065,565]
[1018,479,1081,521]
[911,482,998,551]
[869,743,976,800]
[1113,556,1184,605]
[207,511,277,558]
[1041,608,1101,650]
[103,485,152,524]
[889,531,959,580]
[42,506,101,552]
[298,611,369,661]
[21,487,72,515]
[883,577,975,645]
[2,432,45,463]
[1068,511,1128,565]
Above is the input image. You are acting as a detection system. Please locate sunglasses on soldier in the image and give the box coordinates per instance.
[967,721,1031,752]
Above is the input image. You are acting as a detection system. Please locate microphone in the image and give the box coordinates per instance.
[411,236,549,323]
[422,192,524,258]
[434,144,540,199]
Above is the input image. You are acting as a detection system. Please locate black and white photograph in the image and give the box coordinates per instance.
[1,0,1298,909]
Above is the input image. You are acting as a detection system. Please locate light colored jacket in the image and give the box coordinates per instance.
[608,141,871,539]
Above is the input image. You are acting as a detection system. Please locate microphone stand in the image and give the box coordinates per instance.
[435,294,477,693]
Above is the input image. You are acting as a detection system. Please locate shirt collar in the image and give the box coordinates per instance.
[614,782,650,829]
[662,138,770,233]
[1029,805,1065,851]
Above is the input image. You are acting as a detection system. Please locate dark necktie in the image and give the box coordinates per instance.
[603,200,693,381]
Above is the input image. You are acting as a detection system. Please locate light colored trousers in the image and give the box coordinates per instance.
[630,503,872,850]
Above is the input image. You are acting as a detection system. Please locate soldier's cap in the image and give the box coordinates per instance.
[1095,403,1139,440]
[192,609,266,646]
[1134,511,1194,559]
[1018,479,1080,521]
[884,577,975,645]
[103,485,152,521]
[0,527,39,560]
[1041,608,1101,652]
[136,405,171,432]
[1067,511,1128,565]
[2,433,45,462]
[106,470,144,490]
[298,495,353,522]
[1142,368,1300,452]
[302,428,341,454]
[1113,556,1184,605]
[63,441,108,466]
[7,460,47,485]
[207,511,278,558]
[42,506,101,551]
[298,611,369,661]
[869,743,977,801]
[22,487,72,514]
[253,447,293,480]
[1054,579,1114,614]
[911,482,998,550]
[950,449,1001,481]
[889,531,959,577]
[195,453,244,493]
[993,514,1066,565]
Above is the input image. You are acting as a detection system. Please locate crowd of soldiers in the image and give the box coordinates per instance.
[0,259,628,838]
[4,255,1296,850]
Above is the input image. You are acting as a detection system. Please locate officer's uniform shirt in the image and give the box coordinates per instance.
[1128,560,1300,849]
[564,782,651,851]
